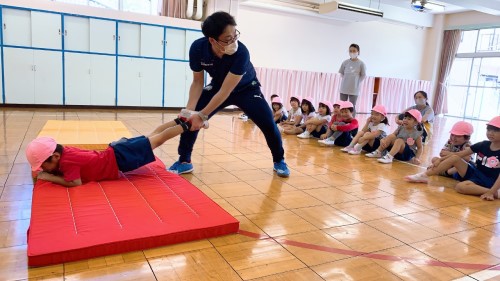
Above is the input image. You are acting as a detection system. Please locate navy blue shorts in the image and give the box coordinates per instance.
[453,163,496,188]
[362,138,381,153]
[311,126,327,138]
[388,143,415,161]
[110,136,155,172]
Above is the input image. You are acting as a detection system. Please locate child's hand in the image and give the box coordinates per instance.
[331,125,337,131]
[36,171,50,181]
[320,134,327,140]
[410,158,421,165]
[480,191,496,201]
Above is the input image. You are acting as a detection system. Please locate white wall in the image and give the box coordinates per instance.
[237,5,428,80]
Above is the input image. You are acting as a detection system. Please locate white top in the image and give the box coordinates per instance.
[302,112,316,124]
[368,122,389,139]
[316,114,332,127]
[289,107,302,122]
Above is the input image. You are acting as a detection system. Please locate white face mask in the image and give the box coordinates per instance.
[415,98,426,106]
[223,40,238,55]
[349,52,358,59]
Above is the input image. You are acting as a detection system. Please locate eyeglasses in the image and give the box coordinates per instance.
[217,29,240,45]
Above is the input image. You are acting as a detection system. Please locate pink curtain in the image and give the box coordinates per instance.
[158,0,187,19]
[377,78,432,113]
[433,30,462,115]
[255,67,376,113]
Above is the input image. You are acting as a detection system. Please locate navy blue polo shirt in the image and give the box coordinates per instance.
[189,37,258,92]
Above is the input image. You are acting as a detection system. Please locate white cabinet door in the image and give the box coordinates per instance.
[34,50,63,105]
[118,23,140,56]
[64,16,89,52]
[0,49,2,104]
[140,25,164,58]
[90,55,116,106]
[164,60,188,107]
[2,9,31,47]
[117,57,140,106]
[139,59,163,107]
[185,30,202,60]
[65,52,91,105]
[31,11,61,50]
[90,18,115,54]
[165,28,186,60]
[3,48,34,104]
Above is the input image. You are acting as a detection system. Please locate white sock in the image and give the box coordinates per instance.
[353,144,363,151]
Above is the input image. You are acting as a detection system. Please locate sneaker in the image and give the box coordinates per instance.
[404,173,429,183]
[377,154,394,164]
[273,160,290,177]
[297,131,311,139]
[239,113,247,119]
[321,138,336,146]
[340,146,353,152]
[179,109,209,129]
[167,161,194,174]
[348,148,362,155]
[366,150,382,158]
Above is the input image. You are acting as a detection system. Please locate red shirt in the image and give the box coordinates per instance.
[58,146,120,183]
[328,114,342,126]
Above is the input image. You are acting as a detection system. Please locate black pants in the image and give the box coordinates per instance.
[177,84,285,163]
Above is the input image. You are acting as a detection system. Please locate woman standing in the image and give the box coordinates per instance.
[339,43,367,114]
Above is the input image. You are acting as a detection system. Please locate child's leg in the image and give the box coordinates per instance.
[426,155,469,177]
[454,181,492,196]
[388,138,406,157]
[285,127,303,135]
[377,135,396,152]
[349,131,365,146]
[149,123,189,150]
[148,120,178,137]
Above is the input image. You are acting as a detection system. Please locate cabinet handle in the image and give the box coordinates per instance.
[34,65,37,71]
[31,65,34,71]
[64,30,67,36]
[113,35,115,40]
[3,23,5,30]
[59,29,61,35]
[118,36,121,41]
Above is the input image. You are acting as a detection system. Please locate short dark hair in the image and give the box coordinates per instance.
[342,107,354,113]
[290,97,301,106]
[487,125,500,132]
[201,11,236,39]
[43,144,63,163]
[350,43,360,53]
[270,94,279,100]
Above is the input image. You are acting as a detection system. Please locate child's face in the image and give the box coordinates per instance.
[318,105,327,115]
[301,103,309,112]
[402,116,417,127]
[290,100,299,109]
[272,103,280,111]
[449,134,467,146]
[333,105,340,115]
[486,126,500,142]
[340,108,352,119]
[40,155,59,173]
[370,111,384,124]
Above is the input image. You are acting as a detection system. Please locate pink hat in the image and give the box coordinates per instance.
[450,121,474,136]
[290,95,302,103]
[487,116,500,129]
[333,100,342,106]
[371,105,387,116]
[271,96,283,104]
[302,96,314,105]
[405,109,422,123]
[340,101,354,110]
[26,137,57,172]
[319,100,333,112]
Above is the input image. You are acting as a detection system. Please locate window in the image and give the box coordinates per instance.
[447,28,500,121]
[53,0,158,15]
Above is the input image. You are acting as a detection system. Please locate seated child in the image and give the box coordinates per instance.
[271,96,288,124]
[318,101,342,146]
[405,116,500,201]
[341,104,389,155]
[368,109,423,164]
[283,96,316,135]
[436,121,473,177]
[395,90,434,143]
[25,111,207,187]
[297,101,332,139]
[318,101,358,147]
[280,95,302,130]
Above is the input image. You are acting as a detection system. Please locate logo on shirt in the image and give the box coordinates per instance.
[477,153,499,169]
[201,62,213,66]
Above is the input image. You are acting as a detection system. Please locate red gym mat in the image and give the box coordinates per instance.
[27,159,239,267]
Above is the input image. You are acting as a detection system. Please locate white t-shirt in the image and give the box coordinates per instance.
[288,107,302,122]
[316,114,332,128]
[302,112,316,124]
[368,122,388,139]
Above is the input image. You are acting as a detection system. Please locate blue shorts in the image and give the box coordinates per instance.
[453,163,496,188]
[388,143,415,161]
[110,136,155,172]
[311,126,327,138]
[362,138,381,153]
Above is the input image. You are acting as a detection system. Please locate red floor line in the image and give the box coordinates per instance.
[238,229,498,271]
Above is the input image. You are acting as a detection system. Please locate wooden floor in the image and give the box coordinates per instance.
[0,108,499,281]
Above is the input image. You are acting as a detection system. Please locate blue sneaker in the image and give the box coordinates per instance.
[273,160,290,178]
[167,161,194,174]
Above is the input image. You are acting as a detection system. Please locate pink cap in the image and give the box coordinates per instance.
[26,137,57,172]
[271,96,283,104]
[333,100,342,106]
[340,101,354,110]
[405,109,422,123]
[319,100,333,112]
[290,95,302,103]
[372,105,387,116]
[302,96,314,105]
[450,121,474,136]
[487,116,500,129]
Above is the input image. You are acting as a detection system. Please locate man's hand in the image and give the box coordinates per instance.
[189,114,204,131]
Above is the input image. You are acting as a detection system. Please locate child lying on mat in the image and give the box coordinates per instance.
[26,110,208,187]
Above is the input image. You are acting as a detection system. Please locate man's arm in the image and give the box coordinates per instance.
[185,71,205,110]
[37,171,82,187]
